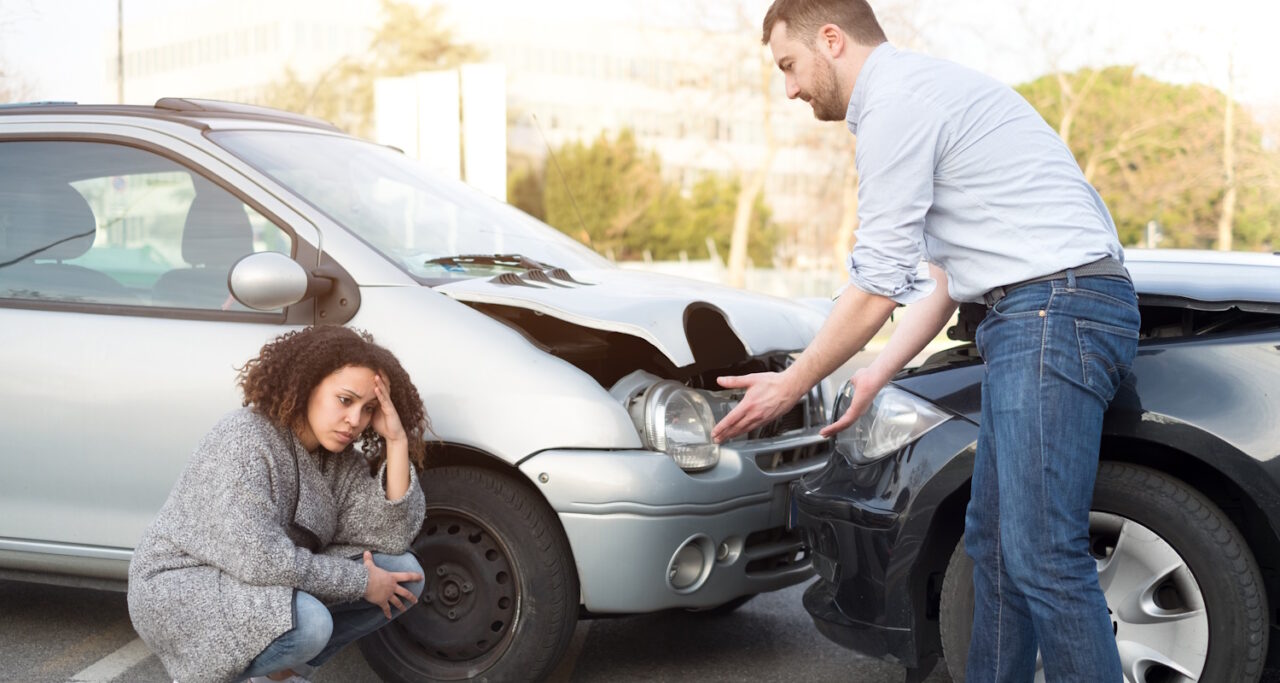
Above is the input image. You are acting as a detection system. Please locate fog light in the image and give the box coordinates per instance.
[667,535,714,593]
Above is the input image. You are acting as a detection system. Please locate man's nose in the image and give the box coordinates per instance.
[785,76,799,99]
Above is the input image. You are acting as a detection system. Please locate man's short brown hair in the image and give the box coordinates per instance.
[761,0,887,47]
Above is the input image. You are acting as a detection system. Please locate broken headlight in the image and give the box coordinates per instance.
[638,380,721,472]
[833,383,950,465]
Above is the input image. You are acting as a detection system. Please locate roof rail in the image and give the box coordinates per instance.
[0,98,343,132]
[0,101,78,109]
[153,98,341,131]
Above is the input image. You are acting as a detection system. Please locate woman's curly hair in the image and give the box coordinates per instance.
[238,325,429,472]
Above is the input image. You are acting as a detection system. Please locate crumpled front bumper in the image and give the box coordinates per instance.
[519,432,829,613]
[788,418,979,668]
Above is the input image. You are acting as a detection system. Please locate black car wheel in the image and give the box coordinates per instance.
[939,462,1267,682]
[359,466,579,682]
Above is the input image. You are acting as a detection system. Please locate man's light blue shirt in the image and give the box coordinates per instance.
[844,44,1123,304]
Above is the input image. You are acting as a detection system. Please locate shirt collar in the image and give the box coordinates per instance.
[846,42,895,135]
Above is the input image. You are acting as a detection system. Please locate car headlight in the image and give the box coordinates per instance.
[833,383,950,465]
[639,380,720,472]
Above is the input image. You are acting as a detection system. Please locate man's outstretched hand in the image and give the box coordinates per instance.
[711,372,806,443]
[712,366,891,443]
[817,367,889,439]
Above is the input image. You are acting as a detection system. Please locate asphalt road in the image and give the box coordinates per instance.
[0,577,951,683]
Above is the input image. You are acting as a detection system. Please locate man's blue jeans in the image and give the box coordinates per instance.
[238,552,425,680]
[964,272,1139,682]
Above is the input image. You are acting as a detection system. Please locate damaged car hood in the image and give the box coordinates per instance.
[434,268,827,368]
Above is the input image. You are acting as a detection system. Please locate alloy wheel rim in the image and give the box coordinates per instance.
[1031,511,1208,683]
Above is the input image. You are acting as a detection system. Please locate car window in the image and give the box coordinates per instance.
[0,140,291,312]
[212,130,611,282]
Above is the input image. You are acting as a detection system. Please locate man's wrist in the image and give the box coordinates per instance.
[862,361,894,386]
[779,366,816,402]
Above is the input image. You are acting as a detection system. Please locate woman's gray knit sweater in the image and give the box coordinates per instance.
[127,407,426,683]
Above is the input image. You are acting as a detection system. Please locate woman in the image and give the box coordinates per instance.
[128,326,430,683]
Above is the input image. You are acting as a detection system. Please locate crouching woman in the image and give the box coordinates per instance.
[128,326,430,683]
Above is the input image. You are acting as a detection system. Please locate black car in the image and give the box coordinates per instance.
[790,249,1280,683]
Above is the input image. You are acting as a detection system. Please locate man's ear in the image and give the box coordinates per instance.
[818,23,845,58]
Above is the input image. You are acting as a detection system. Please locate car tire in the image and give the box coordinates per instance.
[939,462,1267,682]
[359,466,579,682]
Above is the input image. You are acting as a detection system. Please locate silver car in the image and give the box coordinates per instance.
[0,99,834,682]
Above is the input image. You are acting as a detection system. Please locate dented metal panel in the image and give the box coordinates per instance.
[436,267,826,367]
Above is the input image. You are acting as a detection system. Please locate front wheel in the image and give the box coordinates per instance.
[939,462,1267,682]
[359,466,579,682]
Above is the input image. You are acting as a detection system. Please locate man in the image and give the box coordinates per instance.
[711,1,1138,680]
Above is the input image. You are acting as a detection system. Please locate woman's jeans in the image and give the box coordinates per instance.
[239,552,425,680]
[964,273,1139,682]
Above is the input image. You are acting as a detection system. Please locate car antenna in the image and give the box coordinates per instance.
[529,112,589,248]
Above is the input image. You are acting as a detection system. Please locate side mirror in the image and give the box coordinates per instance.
[228,252,333,311]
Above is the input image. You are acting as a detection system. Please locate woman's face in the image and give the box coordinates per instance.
[298,364,380,452]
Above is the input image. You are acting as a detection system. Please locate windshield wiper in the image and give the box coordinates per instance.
[424,253,589,287]
[424,253,553,270]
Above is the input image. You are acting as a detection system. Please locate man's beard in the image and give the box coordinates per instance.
[805,57,845,122]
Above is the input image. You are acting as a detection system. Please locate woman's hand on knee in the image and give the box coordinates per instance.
[362,550,424,619]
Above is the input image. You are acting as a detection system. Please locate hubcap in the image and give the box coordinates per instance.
[389,508,519,669]
[1032,512,1208,683]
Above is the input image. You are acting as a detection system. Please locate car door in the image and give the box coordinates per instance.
[0,133,317,572]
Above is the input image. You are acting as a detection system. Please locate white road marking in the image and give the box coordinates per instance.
[68,637,153,682]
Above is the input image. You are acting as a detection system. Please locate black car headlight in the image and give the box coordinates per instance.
[832,382,950,465]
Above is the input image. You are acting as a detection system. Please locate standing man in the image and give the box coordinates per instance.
[711,1,1137,680]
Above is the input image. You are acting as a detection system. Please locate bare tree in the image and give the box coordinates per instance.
[0,1,35,103]
[826,0,938,270]
[0,62,31,103]
[261,0,482,138]
[1217,53,1237,251]
[726,48,777,287]
[658,1,786,286]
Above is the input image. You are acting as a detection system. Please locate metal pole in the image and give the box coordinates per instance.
[117,0,124,103]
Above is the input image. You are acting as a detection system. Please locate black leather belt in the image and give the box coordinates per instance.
[982,256,1129,308]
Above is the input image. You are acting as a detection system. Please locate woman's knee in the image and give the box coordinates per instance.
[293,592,335,659]
[372,551,425,597]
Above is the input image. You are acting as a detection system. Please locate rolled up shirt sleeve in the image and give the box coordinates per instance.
[846,89,946,304]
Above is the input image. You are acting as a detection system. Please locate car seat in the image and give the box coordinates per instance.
[151,190,253,310]
[0,182,131,304]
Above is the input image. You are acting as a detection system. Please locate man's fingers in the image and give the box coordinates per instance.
[819,410,857,438]
[716,374,756,389]
[712,404,750,443]
[820,391,876,438]
[382,602,393,619]
[363,551,374,566]
[389,595,405,612]
[392,571,423,583]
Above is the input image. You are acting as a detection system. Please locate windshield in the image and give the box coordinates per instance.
[210,130,611,281]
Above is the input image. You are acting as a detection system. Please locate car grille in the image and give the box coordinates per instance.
[749,382,826,440]
[754,440,830,472]
[743,526,810,577]
[749,381,831,472]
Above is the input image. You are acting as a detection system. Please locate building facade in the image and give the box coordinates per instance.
[111,1,853,268]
